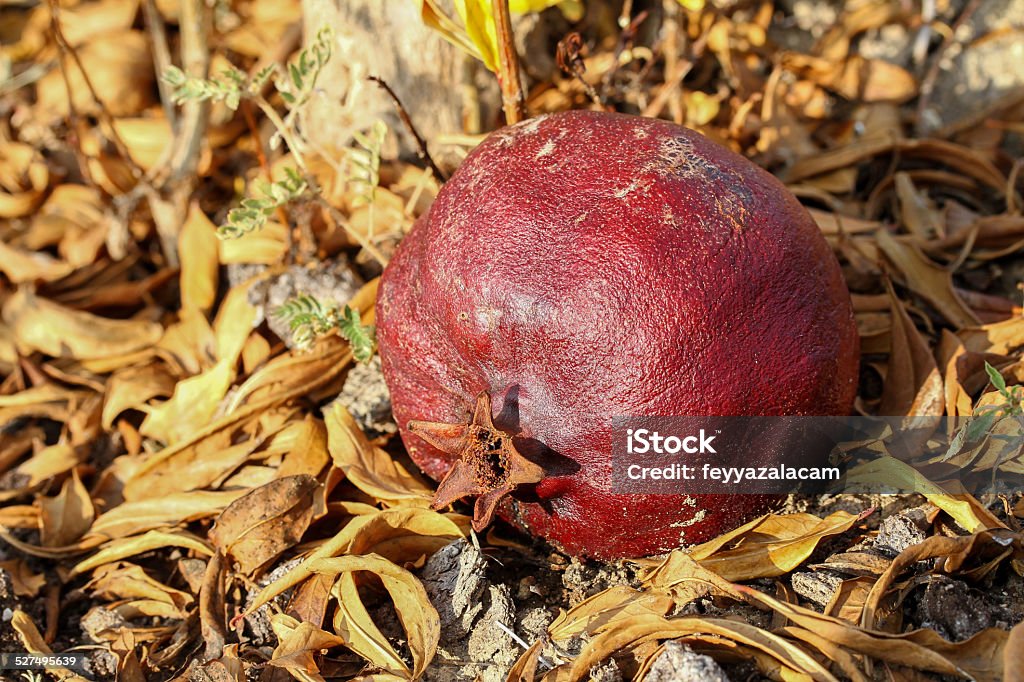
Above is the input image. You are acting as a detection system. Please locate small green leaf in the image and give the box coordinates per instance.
[985,361,1008,394]
[337,305,376,363]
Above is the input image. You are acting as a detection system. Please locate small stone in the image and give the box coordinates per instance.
[791,570,844,608]
[874,506,930,556]
[645,641,731,682]
[330,356,396,437]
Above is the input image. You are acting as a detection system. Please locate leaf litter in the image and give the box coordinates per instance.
[0,0,1023,680]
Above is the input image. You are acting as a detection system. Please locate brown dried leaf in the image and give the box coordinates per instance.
[879,283,944,417]
[877,231,979,330]
[268,613,346,680]
[39,469,95,547]
[210,475,322,574]
[3,288,163,360]
[311,553,440,678]
[0,559,46,597]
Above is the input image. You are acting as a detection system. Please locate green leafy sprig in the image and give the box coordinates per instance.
[274,294,376,362]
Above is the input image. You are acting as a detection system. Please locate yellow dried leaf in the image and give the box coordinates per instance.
[0,240,74,283]
[16,444,82,486]
[3,288,163,360]
[87,490,248,540]
[268,613,346,679]
[214,280,260,367]
[102,363,177,429]
[39,470,95,547]
[325,402,433,505]
[10,610,90,682]
[179,203,220,313]
[548,585,674,643]
[241,508,465,619]
[656,510,871,582]
[219,220,288,265]
[140,359,235,444]
[312,553,440,678]
[87,563,194,611]
[0,142,48,218]
[36,30,154,118]
[71,529,214,576]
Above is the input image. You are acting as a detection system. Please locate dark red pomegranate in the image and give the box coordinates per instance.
[376,110,859,559]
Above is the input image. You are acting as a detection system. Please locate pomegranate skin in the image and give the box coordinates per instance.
[376,110,859,559]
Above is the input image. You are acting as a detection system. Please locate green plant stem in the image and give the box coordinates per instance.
[252,96,389,267]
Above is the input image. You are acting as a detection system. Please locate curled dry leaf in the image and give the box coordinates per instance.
[101,362,178,430]
[241,507,466,619]
[10,610,90,682]
[0,240,74,283]
[209,474,323,575]
[648,510,872,583]
[140,359,235,444]
[2,288,163,361]
[544,612,839,682]
[877,231,979,330]
[310,553,440,679]
[0,559,46,597]
[86,563,194,614]
[879,282,944,418]
[737,583,1009,680]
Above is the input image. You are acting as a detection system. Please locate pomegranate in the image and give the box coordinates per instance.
[376,110,859,559]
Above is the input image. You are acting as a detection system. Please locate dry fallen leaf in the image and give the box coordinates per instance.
[210,474,323,574]
[311,553,441,678]
[3,288,163,361]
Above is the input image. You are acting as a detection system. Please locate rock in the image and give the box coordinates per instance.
[645,641,731,682]
[918,575,1012,640]
[919,0,1024,134]
[242,557,304,647]
[874,506,931,556]
[227,259,363,349]
[590,658,624,682]
[791,570,844,608]
[420,539,520,682]
[330,356,396,437]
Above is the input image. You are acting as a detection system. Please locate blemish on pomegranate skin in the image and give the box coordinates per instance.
[536,140,556,159]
